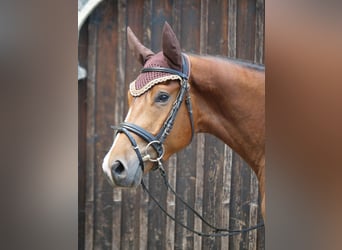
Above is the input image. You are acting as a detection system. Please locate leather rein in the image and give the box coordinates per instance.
[112,54,264,237]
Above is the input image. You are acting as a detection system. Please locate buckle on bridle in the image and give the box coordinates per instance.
[143,140,165,163]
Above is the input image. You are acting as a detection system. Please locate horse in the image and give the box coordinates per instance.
[102,22,265,220]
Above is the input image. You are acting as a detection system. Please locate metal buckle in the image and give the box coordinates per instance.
[143,140,165,162]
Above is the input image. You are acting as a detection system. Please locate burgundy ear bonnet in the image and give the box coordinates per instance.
[129,52,184,96]
[129,22,189,97]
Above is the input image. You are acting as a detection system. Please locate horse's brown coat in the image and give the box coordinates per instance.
[188,55,265,218]
[102,22,265,219]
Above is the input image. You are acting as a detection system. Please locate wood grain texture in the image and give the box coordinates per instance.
[78,17,88,250]
[78,0,265,249]
[92,1,117,249]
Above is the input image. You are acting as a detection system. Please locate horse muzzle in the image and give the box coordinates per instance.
[102,157,143,188]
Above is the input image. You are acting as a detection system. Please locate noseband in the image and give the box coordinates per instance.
[111,54,194,171]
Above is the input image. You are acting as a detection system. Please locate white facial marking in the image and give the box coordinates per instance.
[102,107,133,182]
[124,107,132,122]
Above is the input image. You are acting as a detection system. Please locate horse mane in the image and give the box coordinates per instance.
[190,54,265,72]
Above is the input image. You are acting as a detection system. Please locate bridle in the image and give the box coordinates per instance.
[112,54,194,172]
[111,53,264,237]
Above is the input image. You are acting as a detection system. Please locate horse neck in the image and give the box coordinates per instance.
[188,55,265,175]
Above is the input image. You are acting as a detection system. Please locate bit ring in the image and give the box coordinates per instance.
[144,140,164,162]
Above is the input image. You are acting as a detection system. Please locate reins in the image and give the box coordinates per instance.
[112,53,264,237]
[141,161,264,237]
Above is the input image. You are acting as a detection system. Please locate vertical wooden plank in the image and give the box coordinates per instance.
[174,145,197,250]
[213,141,225,250]
[226,15,239,246]
[193,134,205,250]
[200,0,208,55]
[202,0,216,241]
[92,1,118,249]
[179,0,201,53]
[84,12,99,250]
[207,0,228,56]
[147,171,167,250]
[78,18,88,250]
[240,159,253,249]
[116,0,127,128]
[201,135,225,249]
[139,2,153,250]
[254,0,264,64]
[255,1,265,249]
[229,156,257,250]
[162,10,179,250]
[146,2,173,249]
[110,1,126,249]
[248,171,259,250]
[164,156,177,250]
[229,154,244,250]
[117,1,147,249]
[194,3,208,249]
[173,1,201,249]
[248,5,264,249]
[120,188,138,250]
[116,0,134,249]
[219,1,233,249]
[138,183,149,250]
[126,0,146,84]
[227,22,238,250]
[227,0,237,58]
[78,77,86,250]
[257,200,265,250]
[236,0,256,60]
[202,1,228,249]
[231,1,264,249]
[221,145,233,249]
[150,0,173,52]
[111,191,122,250]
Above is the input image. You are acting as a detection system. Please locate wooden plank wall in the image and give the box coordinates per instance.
[78,0,265,249]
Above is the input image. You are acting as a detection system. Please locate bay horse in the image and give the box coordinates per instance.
[102,22,265,220]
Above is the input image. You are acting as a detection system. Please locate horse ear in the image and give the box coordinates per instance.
[162,22,182,71]
[127,27,154,65]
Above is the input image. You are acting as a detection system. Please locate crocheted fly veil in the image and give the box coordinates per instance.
[129,52,183,97]
[128,21,186,97]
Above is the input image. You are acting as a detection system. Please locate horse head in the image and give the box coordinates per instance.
[102,22,194,187]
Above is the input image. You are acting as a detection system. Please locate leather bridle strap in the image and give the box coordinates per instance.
[141,67,188,80]
[116,122,164,156]
[141,54,190,80]
[111,126,146,171]
[156,77,193,143]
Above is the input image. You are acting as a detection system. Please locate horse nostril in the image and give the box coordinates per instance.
[111,161,127,181]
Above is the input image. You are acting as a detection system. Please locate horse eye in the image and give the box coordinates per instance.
[155,92,170,103]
